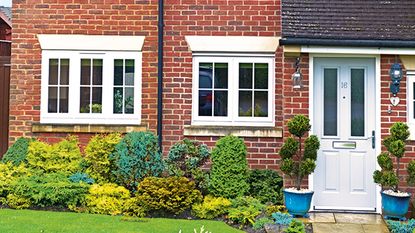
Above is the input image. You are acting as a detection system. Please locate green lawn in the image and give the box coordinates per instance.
[0,209,244,233]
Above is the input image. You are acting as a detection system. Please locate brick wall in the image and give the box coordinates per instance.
[10,0,159,143]
[162,0,283,169]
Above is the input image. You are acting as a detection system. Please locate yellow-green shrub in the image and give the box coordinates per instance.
[84,133,122,183]
[6,194,31,209]
[84,183,130,215]
[192,195,231,219]
[26,136,83,174]
[122,198,146,217]
[0,163,30,198]
[135,177,202,214]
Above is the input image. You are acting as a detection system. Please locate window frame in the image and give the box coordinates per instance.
[192,55,275,126]
[40,50,142,125]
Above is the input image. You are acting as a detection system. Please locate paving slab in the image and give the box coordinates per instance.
[334,213,384,224]
[362,224,389,233]
[299,213,336,223]
[313,223,365,233]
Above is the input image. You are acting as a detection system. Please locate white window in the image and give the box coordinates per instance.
[39,35,144,125]
[407,71,415,138]
[192,56,274,126]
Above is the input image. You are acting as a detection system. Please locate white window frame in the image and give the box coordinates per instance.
[407,71,415,139]
[192,55,275,127]
[40,50,142,125]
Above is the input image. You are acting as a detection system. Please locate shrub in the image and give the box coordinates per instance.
[5,194,31,209]
[111,132,164,192]
[386,219,415,233]
[228,196,265,228]
[26,136,83,174]
[122,198,146,217]
[166,139,210,192]
[209,135,249,198]
[10,172,89,208]
[1,137,35,165]
[253,217,274,230]
[285,219,305,233]
[272,212,293,226]
[192,195,231,219]
[265,204,286,217]
[83,183,130,215]
[135,177,202,215]
[247,169,283,204]
[84,133,122,183]
[69,172,95,185]
[0,163,30,198]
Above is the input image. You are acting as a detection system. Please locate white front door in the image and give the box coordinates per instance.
[313,57,377,211]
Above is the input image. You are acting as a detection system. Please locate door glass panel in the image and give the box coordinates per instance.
[351,69,365,137]
[324,68,338,136]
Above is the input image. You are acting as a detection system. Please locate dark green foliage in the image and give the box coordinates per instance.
[1,137,35,166]
[407,160,415,185]
[373,122,411,191]
[247,169,283,204]
[135,177,202,215]
[166,139,210,192]
[10,172,89,208]
[111,132,164,192]
[287,115,311,138]
[279,115,320,190]
[209,135,249,199]
[228,196,265,228]
[386,219,415,233]
[69,172,95,185]
[284,219,305,233]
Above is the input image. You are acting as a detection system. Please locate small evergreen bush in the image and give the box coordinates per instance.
[83,183,131,215]
[135,177,202,215]
[26,136,83,174]
[69,172,95,185]
[111,132,164,192]
[386,219,415,233]
[272,212,293,225]
[228,196,265,228]
[84,133,122,183]
[1,137,35,165]
[166,139,210,192]
[0,163,30,198]
[209,135,249,198]
[247,169,283,204]
[285,219,306,233]
[5,193,31,209]
[192,195,231,219]
[252,217,274,230]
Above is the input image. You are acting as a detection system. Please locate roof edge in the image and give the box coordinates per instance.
[280,38,415,48]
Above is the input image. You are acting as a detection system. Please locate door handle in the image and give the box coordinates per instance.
[371,130,375,149]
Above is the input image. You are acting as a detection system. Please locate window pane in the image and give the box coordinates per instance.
[239,63,253,89]
[214,63,228,88]
[324,68,338,136]
[60,59,70,85]
[254,91,268,117]
[214,90,227,116]
[125,59,135,86]
[199,90,212,116]
[239,91,252,117]
[48,59,59,85]
[254,63,268,89]
[114,59,124,86]
[413,82,415,119]
[351,69,365,137]
[48,87,58,113]
[59,87,69,113]
[80,87,90,113]
[93,59,103,85]
[81,59,91,85]
[113,87,123,114]
[92,87,102,113]
[199,63,213,88]
[125,87,134,114]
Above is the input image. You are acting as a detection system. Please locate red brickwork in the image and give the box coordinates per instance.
[9,0,159,143]
[162,0,283,169]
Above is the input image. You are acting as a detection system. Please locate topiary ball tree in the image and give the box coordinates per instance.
[373,122,415,192]
[209,135,249,199]
[110,131,164,192]
[279,115,320,190]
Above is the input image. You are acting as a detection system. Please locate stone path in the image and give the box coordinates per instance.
[298,213,389,233]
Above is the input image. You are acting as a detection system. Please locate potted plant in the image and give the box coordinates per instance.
[279,115,320,217]
[373,122,415,220]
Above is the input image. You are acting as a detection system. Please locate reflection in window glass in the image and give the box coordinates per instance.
[48,58,69,113]
[351,69,365,137]
[80,58,103,113]
[113,59,135,114]
[323,68,338,136]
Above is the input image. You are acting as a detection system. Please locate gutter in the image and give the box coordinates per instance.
[280,38,415,48]
[157,0,164,150]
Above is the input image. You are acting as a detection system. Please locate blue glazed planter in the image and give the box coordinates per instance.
[283,189,314,218]
[381,191,411,220]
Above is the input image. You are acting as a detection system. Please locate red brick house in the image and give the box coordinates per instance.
[8,0,415,214]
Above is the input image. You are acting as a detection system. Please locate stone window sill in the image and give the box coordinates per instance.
[183,125,282,138]
[32,124,147,133]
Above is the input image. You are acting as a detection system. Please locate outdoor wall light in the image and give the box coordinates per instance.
[292,57,303,89]
[390,62,403,96]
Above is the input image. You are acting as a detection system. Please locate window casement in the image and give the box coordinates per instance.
[192,56,275,126]
[407,71,415,138]
[40,50,142,125]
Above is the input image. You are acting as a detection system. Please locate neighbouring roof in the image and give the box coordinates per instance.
[0,6,11,27]
[282,0,415,42]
